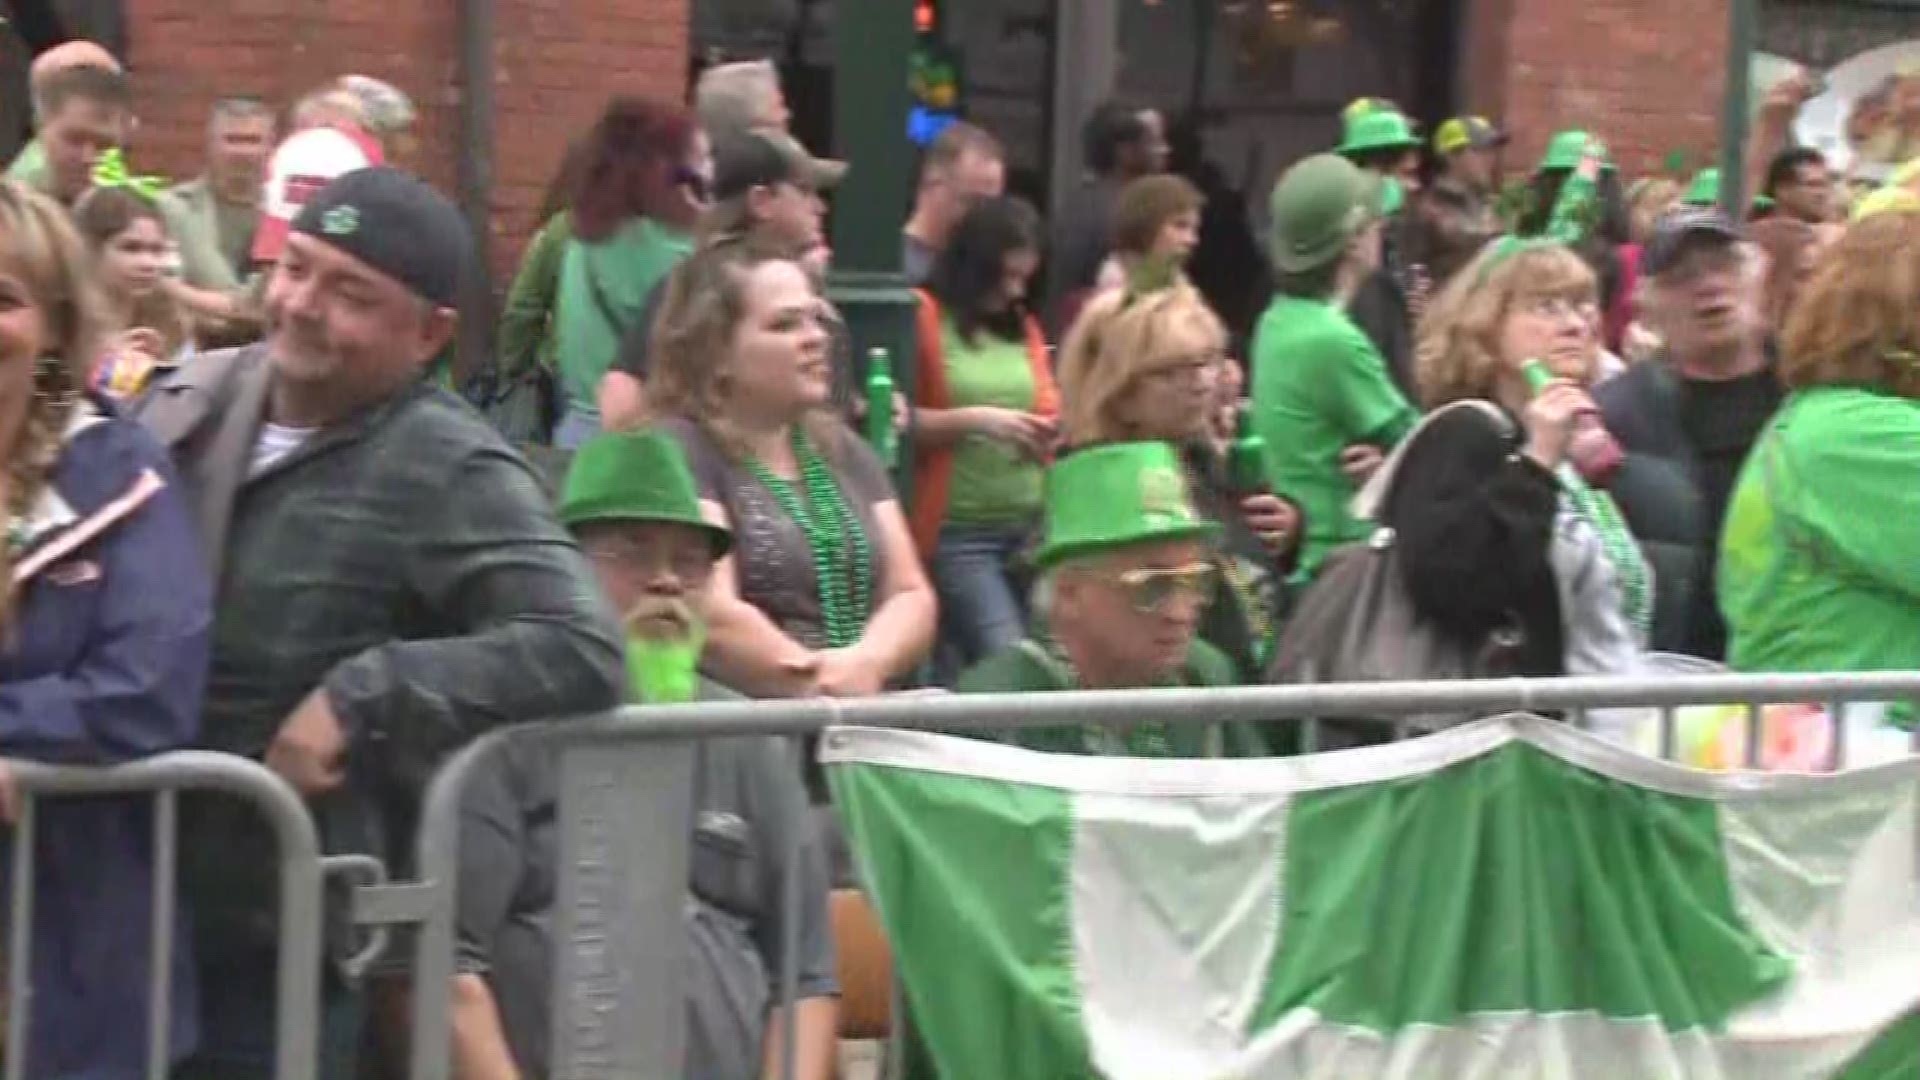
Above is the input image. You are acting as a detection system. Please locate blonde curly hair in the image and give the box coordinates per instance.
[1415,239,1597,409]
[1056,282,1225,446]
[0,181,106,634]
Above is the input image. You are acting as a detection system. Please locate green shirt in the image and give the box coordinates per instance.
[158,178,248,294]
[940,319,1043,524]
[1720,388,1920,713]
[554,217,692,412]
[163,177,259,284]
[1250,294,1417,577]
[954,638,1267,756]
[6,139,50,192]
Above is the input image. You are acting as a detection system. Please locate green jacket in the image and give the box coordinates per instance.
[955,638,1270,756]
[497,212,573,379]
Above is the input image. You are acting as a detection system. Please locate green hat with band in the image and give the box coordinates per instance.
[1269,152,1385,272]
[1337,108,1421,157]
[559,429,732,556]
[1034,442,1220,570]
[1538,129,1615,173]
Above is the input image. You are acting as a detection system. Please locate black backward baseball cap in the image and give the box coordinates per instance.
[290,166,473,307]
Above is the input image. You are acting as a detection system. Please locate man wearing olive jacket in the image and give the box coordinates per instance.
[137,167,625,1080]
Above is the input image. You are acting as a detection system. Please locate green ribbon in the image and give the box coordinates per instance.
[90,148,168,202]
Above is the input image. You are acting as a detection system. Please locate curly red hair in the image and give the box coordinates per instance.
[571,96,698,241]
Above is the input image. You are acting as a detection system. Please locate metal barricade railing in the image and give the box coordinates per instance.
[392,671,1920,1080]
[2,750,327,1080]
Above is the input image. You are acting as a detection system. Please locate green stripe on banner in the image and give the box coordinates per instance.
[824,718,1920,1079]
[827,752,1097,1077]
[1256,742,1793,1033]
[1835,1006,1920,1080]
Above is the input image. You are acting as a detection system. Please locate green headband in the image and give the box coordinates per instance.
[1475,235,1561,285]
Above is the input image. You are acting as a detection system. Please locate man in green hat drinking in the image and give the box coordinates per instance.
[450,428,840,1080]
[1334,104,1425,393]
[956,442,1265,756]
[1249,153,1419,579]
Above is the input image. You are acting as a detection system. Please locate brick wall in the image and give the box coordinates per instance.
[1464,0,1729,180]
[123,0,689,279]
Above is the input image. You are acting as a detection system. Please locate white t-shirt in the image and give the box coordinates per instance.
[249,421,318,477]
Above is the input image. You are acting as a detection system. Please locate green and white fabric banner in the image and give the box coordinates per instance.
[823,715,1920,1079]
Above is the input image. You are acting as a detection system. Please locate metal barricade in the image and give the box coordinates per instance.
[2,750,327,1080]
[392,671,1920,1080]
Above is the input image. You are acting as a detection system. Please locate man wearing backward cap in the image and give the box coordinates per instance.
[136,167,625,1079]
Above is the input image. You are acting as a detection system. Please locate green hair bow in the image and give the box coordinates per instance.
[91,148,168,202]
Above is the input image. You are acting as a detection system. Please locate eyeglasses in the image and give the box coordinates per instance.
[1102,561,1216,613]
[1143,354,1220,386]
[1515,296,1589,321]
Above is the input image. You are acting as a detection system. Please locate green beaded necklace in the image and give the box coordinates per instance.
[1558,465,1653,642]
[746,430,875,647]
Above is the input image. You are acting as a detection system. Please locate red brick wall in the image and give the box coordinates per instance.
[123,0,689,279]
[1465,0,1729,180]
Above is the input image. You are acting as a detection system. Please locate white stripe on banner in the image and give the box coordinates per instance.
[1072,789,1291,1078]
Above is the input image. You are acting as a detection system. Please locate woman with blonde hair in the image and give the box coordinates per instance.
[1719,209,1920,751]
[647,243,935,702]
[0,180,209,1075]
[1055,281,1301,679]
[1386,237,1652,679]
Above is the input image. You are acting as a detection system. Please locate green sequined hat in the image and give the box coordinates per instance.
[1034,442,1220,570]
[559,430,731,556]
[1538,129,1616,173]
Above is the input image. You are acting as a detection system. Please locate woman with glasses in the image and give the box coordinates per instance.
[1055,281,1302,680]
[1384,237,1651,680]
[909,197,1059,672]
[551,97,712,448]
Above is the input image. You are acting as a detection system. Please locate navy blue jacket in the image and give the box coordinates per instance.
[1,407,209,1075]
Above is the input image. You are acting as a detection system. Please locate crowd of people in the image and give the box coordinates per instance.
[0,35,1916,1080]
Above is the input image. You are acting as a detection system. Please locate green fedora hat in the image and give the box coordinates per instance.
[1033,442,1220,570]
[1337,108,1421,157]
[1538,129,1616,173]
[559,429,732,556]
[1269,152,1384,272]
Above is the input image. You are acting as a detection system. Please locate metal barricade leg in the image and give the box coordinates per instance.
[146,791,178,1080]
[6,795,35,1080]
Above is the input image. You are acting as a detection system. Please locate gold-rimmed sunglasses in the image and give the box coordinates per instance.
[1099,561,1216,613]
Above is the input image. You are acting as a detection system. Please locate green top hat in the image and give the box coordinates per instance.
[1337,109,1421,157]
[1682,167,1720,206]
[1034,442,1220,570]
[1538,129,1615,173]
[1269,153,1385,272]
[559,429,732,556]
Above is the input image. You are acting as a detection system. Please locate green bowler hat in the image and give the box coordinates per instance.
[1337,108,1421,157]
[1269,153,1384,272]
[559,429,732,556]
[1538,129,1616,173]
[1034,442,1221,570]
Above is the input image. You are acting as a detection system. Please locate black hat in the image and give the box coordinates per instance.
[290,167,473,306]
[711,131,845,203]
[1642,207,1742,277]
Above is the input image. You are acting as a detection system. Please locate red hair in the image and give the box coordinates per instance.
[571,96,697,241]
